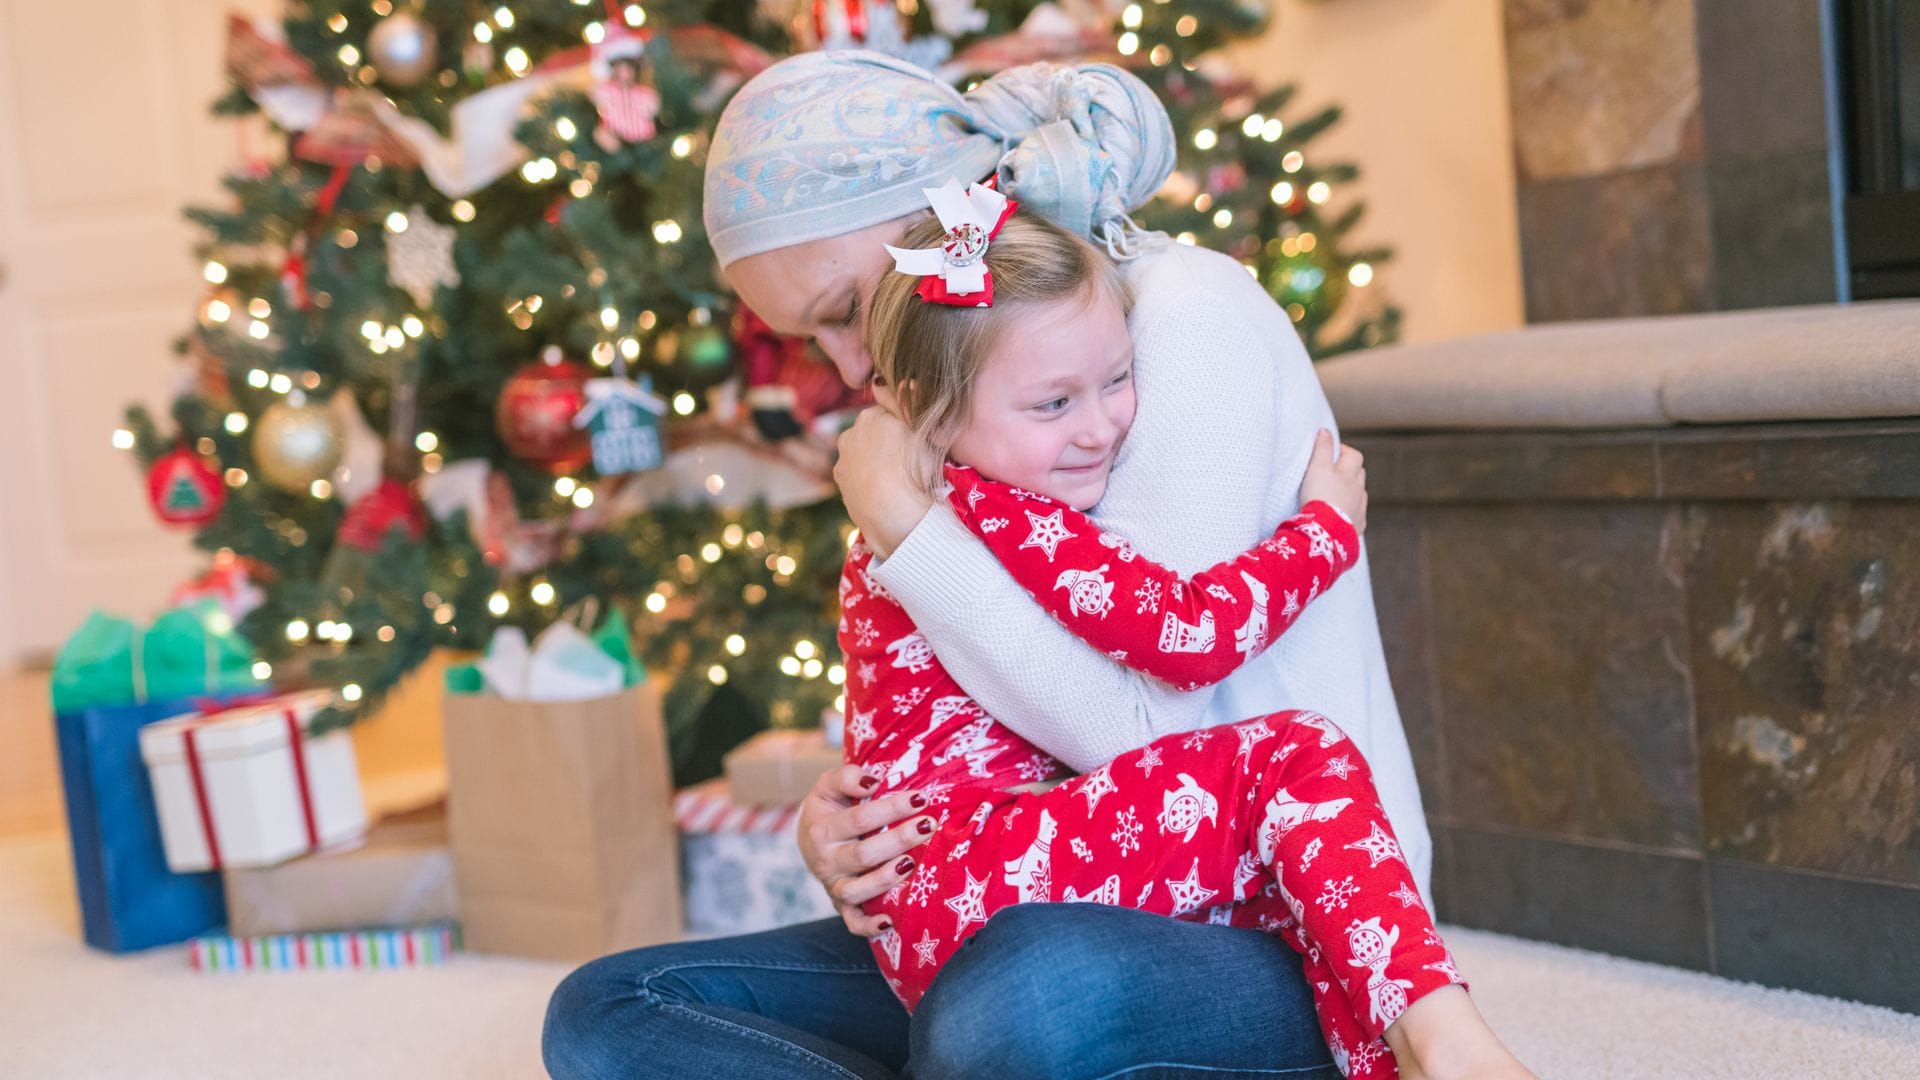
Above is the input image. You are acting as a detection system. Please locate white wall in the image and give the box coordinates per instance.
[1227,0,1526,343]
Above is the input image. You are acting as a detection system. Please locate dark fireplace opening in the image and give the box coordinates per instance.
[1840,0,1920,298]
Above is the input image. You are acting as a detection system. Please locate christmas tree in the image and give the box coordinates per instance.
[121,0,1397,779]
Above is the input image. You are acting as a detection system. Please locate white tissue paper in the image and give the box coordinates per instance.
[475,623,626,702]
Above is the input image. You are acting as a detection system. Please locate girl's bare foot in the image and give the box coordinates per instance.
[1382,985,1537,1080]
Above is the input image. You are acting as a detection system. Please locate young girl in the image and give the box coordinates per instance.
[835,182,1531,1080]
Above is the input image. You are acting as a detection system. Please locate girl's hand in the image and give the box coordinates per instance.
[795,764,937,937]
[834,406,936,558]
[1298,429,1368,533]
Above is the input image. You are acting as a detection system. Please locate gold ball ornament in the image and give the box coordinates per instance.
[368,13,439,88]
[252,399,346,491]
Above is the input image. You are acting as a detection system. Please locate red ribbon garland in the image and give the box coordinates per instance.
[812,0,868,44]
[281,164,353,311]
[177,704,322,870]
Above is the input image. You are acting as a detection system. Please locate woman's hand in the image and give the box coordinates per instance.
[1298,429,1368,533]
[796,765,938,936]
[834,405,936,559]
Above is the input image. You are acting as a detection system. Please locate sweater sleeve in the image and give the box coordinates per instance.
[941,463,1359,688]
[869,252,1302,769]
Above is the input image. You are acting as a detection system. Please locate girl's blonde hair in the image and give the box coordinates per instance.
[865,211,1133,483]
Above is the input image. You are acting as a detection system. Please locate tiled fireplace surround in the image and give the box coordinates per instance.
[1357,421,1920,1015]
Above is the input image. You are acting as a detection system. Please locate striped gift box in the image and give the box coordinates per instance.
[674,780,833,935]
[187,923,460,973]
[674,779,801,836]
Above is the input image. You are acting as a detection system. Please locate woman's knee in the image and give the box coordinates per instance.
[541,946,692,1079]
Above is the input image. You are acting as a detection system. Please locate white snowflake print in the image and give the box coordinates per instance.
[1349,1039,1385,1076]
[979,517,1009,534]
[1322,755,1357,781]
[906,866,940,906]
[1344,821,1405,869]
[1019,509,1076,560]
[1111,806,1143,856]
[1135,745,1164,776]
[1098,532,1138,562]
[1015,753,1055,783]
[1390,882,1424,909]
[847,709,877,752]
[1204,582,1236,603]
[853,618,880,649]
[1070,837,1095,863]
[1317,875,1360,914]
[1182,730,1215,752]
[1134,579,1163,614]
[1260,535,1295,559]
[1300,519,1344,564]
[1299,836,1324,872]
[891,687,929,715]
[948,840,971,861]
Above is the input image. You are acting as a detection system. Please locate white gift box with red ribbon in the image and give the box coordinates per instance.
[140,689,369,873]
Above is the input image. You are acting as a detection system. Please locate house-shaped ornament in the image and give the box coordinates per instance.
[574,377,668,475]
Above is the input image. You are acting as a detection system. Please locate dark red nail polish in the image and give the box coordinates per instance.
[858,774,879,788]
[909,793,928,809]
[877,921,892,933]
[917,818,935,835]
[894,856,915,873]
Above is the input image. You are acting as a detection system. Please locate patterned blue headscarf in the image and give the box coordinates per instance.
[703,51,1176,269]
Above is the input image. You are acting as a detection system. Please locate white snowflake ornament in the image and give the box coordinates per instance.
[385,204,458,307]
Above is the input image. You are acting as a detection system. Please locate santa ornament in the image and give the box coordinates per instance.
[590,30,661,150]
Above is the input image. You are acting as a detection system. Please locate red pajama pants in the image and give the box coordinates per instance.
[864,710,1463,1079]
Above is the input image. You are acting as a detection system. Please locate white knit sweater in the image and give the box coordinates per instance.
[871,234,1434,903]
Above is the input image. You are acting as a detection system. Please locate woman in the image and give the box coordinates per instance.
[543,51,1428,1080]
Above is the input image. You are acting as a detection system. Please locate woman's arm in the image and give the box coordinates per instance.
[939,462,1359,689]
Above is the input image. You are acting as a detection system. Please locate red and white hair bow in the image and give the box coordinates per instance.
[885,179,1019,308]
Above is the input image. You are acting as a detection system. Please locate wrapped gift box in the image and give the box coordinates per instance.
[723,728,844,808]
[676,779,835,936]
[140,689,368,873]
[222,803,457,937]
[188,924,460,973]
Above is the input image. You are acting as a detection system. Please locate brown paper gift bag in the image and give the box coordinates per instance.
[442,680,682,962]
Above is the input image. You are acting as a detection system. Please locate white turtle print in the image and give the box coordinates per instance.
[1159,772,1220,842]
[1346,916,1416,1030]
[1053,564,1115,618]
[886,632,934,674]
[1002,809,1057,903]
[1255,787,1355,863]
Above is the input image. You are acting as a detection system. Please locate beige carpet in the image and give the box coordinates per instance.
[4,833,1916,1079]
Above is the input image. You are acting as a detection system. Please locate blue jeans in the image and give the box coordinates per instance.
[543,903,1339,1080]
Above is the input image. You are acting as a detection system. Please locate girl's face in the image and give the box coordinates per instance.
[947,287,1136,511]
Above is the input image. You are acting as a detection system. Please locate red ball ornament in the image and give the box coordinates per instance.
[147,447,225,527]
[337,477,428,552]
[496,347,594,474]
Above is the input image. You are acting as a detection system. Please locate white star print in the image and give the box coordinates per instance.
[944,869,990,939]
[1390,882,1424,909]
[1019,509,1075,561]
[1235,719,1275,766]
[1322,754,1357,781]
[1076,767,1118,814]
[967,486,986,510]
[1135,745,1164,775]
[1165,858,1218,917]
[1344,821,1405,868]
[914,929,939,967]
[848,709,876,752]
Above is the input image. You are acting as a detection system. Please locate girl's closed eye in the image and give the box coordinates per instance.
[837,296,861,328]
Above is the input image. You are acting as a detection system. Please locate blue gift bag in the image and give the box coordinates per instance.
[55,698,227,952]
